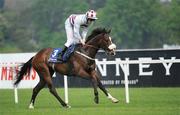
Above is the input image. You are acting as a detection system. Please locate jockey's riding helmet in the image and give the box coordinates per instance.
[86,10,98,20]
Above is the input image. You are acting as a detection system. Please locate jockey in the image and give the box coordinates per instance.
[58,10,98,61]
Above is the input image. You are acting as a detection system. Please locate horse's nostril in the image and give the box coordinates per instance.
[107,50,116,56]
[111,52,116,56]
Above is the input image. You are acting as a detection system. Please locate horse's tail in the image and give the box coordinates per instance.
[14,57,33,86]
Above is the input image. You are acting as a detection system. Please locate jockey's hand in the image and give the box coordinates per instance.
[80,39,85,45]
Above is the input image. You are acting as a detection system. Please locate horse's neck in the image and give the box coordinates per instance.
[83,36,101,58]
[83,45,98,58]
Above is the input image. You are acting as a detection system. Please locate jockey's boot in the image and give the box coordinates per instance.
[57,46,68,61]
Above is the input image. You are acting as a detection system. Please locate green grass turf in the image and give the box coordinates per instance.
[0,88,180,115]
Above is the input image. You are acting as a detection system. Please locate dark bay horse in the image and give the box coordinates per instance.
[14,28,119,109]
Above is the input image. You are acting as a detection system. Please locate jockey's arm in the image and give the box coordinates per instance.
[81,27,88,42]
[73,23,82,42]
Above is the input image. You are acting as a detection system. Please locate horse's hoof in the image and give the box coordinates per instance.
[94,96,99,104]
[107,96,119,103]
[111,98,119,103]
[63,104,71,109]
[29,103,34,109]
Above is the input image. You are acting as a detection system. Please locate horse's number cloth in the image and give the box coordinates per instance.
[48,45,76,63]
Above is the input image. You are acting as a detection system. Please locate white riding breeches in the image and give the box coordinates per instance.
[64,19,80,47]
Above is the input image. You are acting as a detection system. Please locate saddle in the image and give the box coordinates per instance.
[48,45,76,63]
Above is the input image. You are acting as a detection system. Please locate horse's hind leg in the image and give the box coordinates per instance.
[29,74,46,109]
[45,76,70,108]
[91,71,99,104]
[40,65,70,108]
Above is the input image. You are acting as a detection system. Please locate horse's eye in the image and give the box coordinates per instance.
[105,37,109,42]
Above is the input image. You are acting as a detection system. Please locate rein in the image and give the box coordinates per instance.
[76,32,103,61]
[75,51,95,61]
[75,44,99,61]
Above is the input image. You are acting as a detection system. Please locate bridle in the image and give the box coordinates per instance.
[74,44,99,61]
[76,33,116,61]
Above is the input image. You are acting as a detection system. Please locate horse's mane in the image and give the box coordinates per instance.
[86,27,111,43]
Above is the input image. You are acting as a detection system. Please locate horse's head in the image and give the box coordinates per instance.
[86,28,116,56]
[99,29,116,56]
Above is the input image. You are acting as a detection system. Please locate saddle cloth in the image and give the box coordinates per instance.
[48,45,76,63]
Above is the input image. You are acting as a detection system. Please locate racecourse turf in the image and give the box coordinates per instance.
[0,88,179,115]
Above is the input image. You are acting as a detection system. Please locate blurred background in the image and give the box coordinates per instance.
[0,0,179,53]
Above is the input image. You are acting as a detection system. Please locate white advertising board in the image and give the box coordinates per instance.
[0,53,39,89]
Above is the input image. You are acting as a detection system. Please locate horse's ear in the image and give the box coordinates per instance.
[107,28,111,34]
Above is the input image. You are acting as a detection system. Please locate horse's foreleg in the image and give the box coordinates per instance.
[99,80,119,103]
[91,71,99,104]
[91,78,99,104]
[95,72,119,103]
[97,79,108,96]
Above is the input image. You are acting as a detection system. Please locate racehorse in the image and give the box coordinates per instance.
[14,27,119,109]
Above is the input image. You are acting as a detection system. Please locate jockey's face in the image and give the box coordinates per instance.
[87,18,96,25]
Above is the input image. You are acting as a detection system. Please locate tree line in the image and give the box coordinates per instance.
[0,0,179,52]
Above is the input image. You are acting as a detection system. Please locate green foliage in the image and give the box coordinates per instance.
[0,13,8,46]
[0,0,179,52]
[0,44,21,53]
[97,0,180,49]
[1,0,90,52]
[166,0,180,44]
